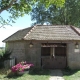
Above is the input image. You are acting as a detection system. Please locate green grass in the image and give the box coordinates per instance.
[62,69,80,80]
[0,68,50,80]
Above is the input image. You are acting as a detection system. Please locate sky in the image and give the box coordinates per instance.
[0,11,33,47]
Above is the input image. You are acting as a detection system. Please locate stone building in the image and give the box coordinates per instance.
[3,25,80,69]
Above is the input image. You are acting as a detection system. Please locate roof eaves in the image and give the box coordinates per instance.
[2,30,20,42]
[2,27,32,42]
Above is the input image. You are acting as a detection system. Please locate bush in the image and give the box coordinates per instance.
[0,50,12,61]
[0,50,12,68]
[0,49,4,56]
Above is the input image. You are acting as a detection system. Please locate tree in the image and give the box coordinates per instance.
[0,0,65,27]
[30,0,80,27]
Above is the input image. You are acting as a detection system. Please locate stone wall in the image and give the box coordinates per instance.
[6,41,80,69]
[25,41,41,68]
[6,41,41,67]
[67,42,80,69]
[7,41,26,63]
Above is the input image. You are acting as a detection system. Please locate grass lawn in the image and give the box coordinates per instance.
[62,69,80,80]
[0,68,50,80]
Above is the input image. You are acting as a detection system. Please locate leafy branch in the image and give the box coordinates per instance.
[0,0,16,13]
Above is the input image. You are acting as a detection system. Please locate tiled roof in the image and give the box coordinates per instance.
[3,25,80,42]
[3,27,32,42]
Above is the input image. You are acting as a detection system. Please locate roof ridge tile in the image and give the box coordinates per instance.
[23,25,37,40]
[70,25,80,36]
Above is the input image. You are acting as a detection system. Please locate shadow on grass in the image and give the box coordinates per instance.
[29,68,50,75]
[62,68,79,76]
[4,68,50,79]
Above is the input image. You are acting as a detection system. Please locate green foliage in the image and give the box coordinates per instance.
[30,0,80,27]
[0,0,65,27]
[0,49,4,56]
[0,49,12,68]
[0,50,12,61]
[38,0,65,8]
